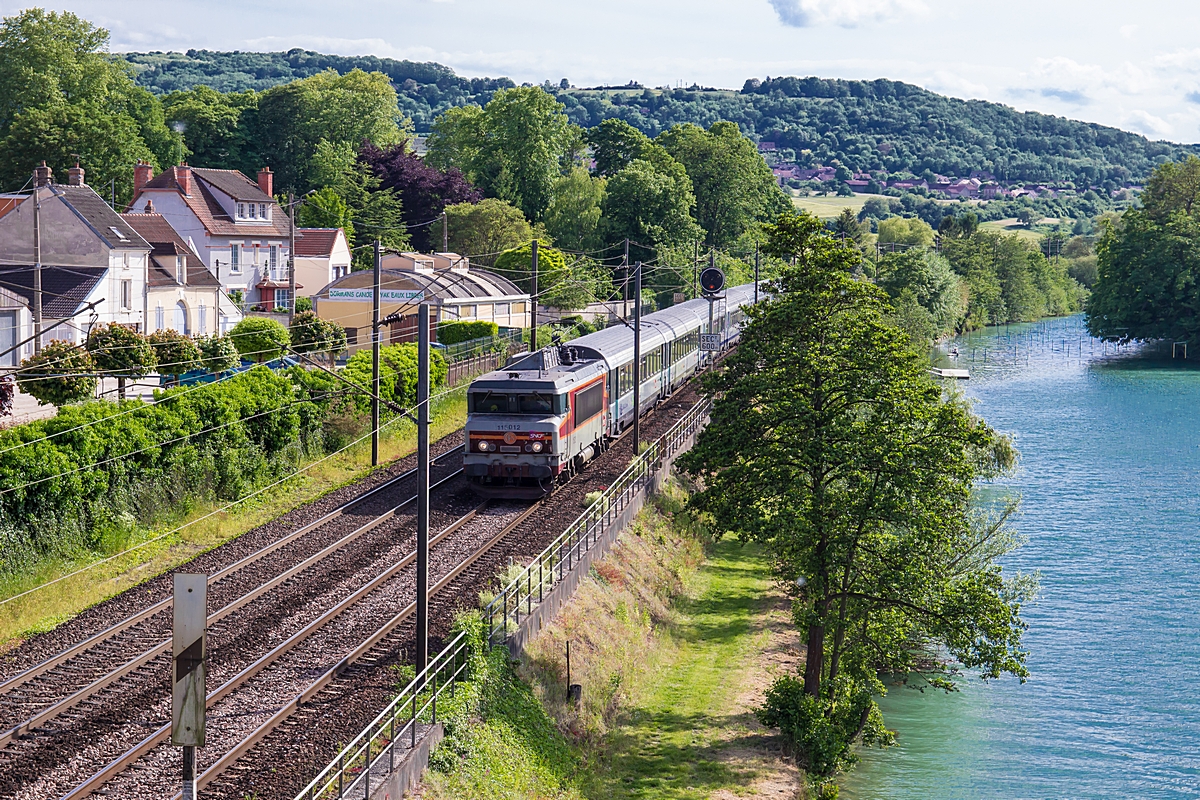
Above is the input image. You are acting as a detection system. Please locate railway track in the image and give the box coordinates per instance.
[1,368,714,800]
[0,447,471,798]
[54,499,541,800]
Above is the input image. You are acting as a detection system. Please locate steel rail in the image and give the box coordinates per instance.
[59,497,532,800]
[178,499,544,800]
[0,447,464,698]
[0,467,467,749]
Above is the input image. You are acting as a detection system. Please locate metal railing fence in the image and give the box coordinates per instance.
[292,394,712,800]
[292,631,471,800]
[483,396,711,645]
[440,329,521,362]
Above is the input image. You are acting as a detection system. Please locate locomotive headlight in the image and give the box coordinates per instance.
[532,441,544,453]
[477,440,489,452]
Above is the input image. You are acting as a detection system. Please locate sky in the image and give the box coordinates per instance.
[11,0,1200,143]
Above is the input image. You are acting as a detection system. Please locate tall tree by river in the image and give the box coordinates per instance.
[680,212,1032,789]
[1088,156,1200,343]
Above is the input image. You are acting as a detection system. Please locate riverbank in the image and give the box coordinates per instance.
[0,386,469,650]
[419,479,804,800]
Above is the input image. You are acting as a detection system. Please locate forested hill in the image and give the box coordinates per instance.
[123,49,1199,188]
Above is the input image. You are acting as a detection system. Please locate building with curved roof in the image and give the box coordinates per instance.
[311,254,529,351]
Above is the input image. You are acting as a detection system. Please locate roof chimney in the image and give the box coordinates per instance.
[176,163,191,196]
[257,167,273,197]
[134,160,154,194]
[34,161,52,187]
[68,162,85,186]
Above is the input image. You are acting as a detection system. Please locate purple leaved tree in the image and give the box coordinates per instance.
[360,141,482,253]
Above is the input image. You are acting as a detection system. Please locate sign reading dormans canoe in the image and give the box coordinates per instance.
[328,288,426,302]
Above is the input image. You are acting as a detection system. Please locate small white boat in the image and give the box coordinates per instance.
[930,367,970,379]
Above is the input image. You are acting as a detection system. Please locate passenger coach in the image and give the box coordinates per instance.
[463,283,758,498]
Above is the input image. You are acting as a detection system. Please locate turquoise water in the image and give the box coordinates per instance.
[843,315,1200,799]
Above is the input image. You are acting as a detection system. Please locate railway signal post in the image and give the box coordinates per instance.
[700,262,726,367]
[172,573,207,800]
[417,301,430,671]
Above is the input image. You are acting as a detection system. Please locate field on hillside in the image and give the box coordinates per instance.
[979,219,1048,242]
[791,193,884,219]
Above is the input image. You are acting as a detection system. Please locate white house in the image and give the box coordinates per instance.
[126,162,293,312]
[0,163,151,365]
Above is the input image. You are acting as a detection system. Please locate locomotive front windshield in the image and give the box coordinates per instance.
[470,391,567,415]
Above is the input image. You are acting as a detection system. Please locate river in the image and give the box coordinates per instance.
[842,314,1200,799]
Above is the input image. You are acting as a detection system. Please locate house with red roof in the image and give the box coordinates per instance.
[126,162,293,312]
[121,211,242,336]
[293,228,352,299]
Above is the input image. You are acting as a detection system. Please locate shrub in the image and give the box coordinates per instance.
[756,674,893,778]
[438,320,499,346]
[196,334,240,373]
[342,342,448,414]
[17,342,97,406]
[0,367,319,571]
[289,310,347,360]
[147,329,201,376]
[294,296,313,313]
[229,316,290,363]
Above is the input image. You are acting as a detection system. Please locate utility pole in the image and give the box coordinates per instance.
[371,239,381,467]
[441,212,448,252]
[754,242,760,305]
[623,238,630,320]
[288,190,297,323]
[530,239,539,352]
[693,240,699,298]
[416,301,430,671]
[32,167,43,355]
[632,261,641,451]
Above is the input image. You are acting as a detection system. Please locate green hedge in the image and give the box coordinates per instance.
[0,367,333,573]
[342,343,449,415]
[438,321,499,346]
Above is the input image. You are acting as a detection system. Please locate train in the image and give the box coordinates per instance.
[462,282,759,498]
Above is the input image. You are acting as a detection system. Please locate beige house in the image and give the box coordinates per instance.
[294,228,352,297]
[122,212,239,336]
[313,254,528,354]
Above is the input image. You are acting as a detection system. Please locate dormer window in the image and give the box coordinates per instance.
[176,255,186,285]
[237,203,246,218]
[259,203,268,220]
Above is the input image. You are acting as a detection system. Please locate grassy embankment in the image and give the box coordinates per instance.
[421,479,804,800]
[0,385,470,649]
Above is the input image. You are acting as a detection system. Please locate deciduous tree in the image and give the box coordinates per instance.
[87,323,156,399]
[0,9,177,199]
[17,342,96,406]
[360,140,481,252]
[678,231,1029,780]
[444,198,532,266]
[426,87,573,221]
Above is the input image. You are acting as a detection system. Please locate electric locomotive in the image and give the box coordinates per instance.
[463,283,758,498]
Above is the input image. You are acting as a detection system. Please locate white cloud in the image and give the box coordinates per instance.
[768,0,928,28]
[1123,109,1174,138]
